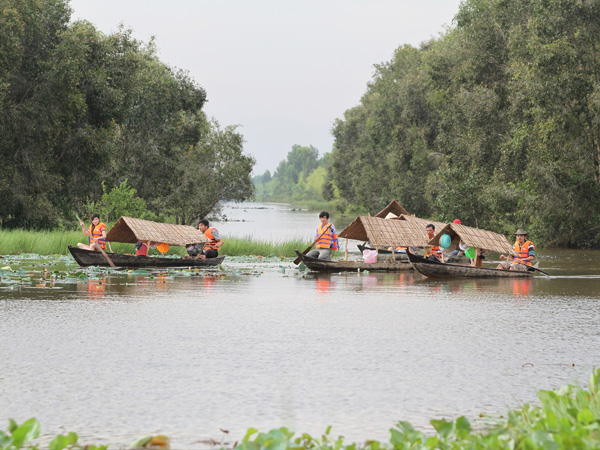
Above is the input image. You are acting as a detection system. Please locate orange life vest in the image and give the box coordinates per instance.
[89,222,106,249]
[316,223,338,250]
[514,240,535,266]
[425,234,441,259]
[204,227,219,250]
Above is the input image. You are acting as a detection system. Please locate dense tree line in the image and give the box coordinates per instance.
[328,0,600,247]
[0,0,254,228]
[253,145,331,203]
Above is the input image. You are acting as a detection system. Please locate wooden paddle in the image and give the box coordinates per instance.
[76,214,116,268]
[93,237,116,268]
[524,262,549,276]
[504,254,549,276]
[293,224,332,265]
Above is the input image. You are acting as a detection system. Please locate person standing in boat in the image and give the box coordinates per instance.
[197,219,223,259]
[77,213,107,252]
[497,229,535,271]
[425,224,442,261]
[307,211,338,260]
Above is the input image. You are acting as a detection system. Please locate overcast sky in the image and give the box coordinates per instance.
[69,0,462,175]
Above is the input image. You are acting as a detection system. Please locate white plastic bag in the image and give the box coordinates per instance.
[363,249,378,263]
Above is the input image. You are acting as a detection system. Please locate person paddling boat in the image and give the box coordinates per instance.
[496,229,535,271]
[77,213,107,252]
[306,211,338,260]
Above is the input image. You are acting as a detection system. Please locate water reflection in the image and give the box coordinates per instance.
[2,242,600,447]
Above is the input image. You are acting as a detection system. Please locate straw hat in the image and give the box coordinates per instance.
[514,229,528,235]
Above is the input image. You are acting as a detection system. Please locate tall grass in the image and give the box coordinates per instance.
[0,229,310,258]
[222,237,309,257]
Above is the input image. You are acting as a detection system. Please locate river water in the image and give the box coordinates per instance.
[1,202,599,448]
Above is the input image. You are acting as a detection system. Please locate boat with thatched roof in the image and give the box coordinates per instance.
[407,251,534,278]
[69,216,224,268]
[299,214,438,272]
[407,223,536,278]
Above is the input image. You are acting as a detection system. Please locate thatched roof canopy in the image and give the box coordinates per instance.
[428,223,517,256]
[374,200,409,218]
[106,216,208,246]
[398,214,446,232]
[339,216,431,247]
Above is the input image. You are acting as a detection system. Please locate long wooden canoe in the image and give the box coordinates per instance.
[406,250,534,278]
[295,250,413,272]
[68,245,225,268]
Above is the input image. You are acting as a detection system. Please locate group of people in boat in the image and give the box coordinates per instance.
[77,209,536,272]
[306,211,535,271]
[76,215,224,260]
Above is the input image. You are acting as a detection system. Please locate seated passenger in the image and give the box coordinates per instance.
[424,224,442,261]
[307,211,338,260]
[198,219,223,259]
[497,229,535,271]
[77,213,107,252]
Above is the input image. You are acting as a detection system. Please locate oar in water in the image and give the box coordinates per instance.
[527,262,549,276]
[76,214,116,268]
[502,253,549,276]
[293,224,332,265]
[93,238,116,268]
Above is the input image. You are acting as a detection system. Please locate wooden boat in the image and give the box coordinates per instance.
[69,245,225,268]
[295,250,413,272]
[406,250,534,278]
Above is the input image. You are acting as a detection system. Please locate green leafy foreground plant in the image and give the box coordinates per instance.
[0,418,106,450]
[3,370,600,450]
[236,369,600,450]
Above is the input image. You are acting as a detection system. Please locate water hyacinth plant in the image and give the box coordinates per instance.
[2,369,600,449]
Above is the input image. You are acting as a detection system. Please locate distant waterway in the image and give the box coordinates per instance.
[212,202,353,242]
[1,203,599,448]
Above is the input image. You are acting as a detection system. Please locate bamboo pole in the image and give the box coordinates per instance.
[345,238,348,261]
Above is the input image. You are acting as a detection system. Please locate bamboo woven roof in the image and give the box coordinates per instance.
[374,200,409,218]
[398,214,446,232]
[428,223,518,256]
[339,216,432,247]
[105,216,208,246]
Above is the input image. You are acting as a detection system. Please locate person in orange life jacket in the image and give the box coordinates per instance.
[307,211,338,260]
[197,219,223,259]
[425,223,442,261]
[497,229,535,271]
[77,213,107,252]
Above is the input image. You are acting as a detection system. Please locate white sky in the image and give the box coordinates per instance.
[69,0,462,175]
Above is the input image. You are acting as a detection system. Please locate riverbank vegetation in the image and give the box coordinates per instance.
[4,369,600,449]
[0,0,254,229]
[326,0,600,248]
[0,229,309,258]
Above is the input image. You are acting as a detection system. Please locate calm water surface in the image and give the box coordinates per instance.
[1,203,599,448]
